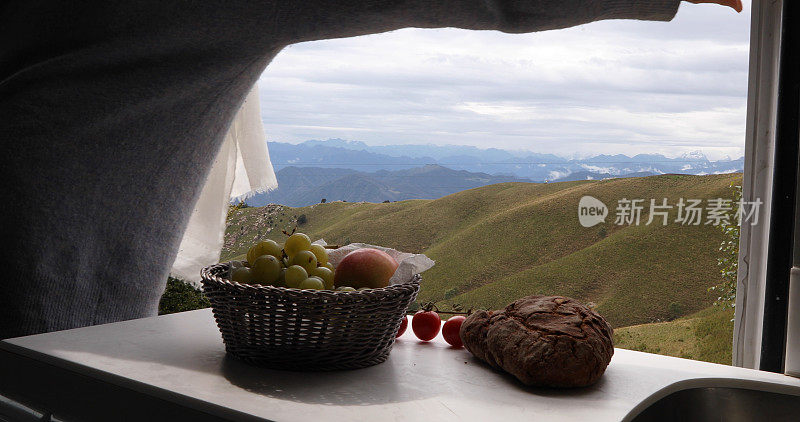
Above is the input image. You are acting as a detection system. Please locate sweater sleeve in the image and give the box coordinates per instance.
[275,0,681,44]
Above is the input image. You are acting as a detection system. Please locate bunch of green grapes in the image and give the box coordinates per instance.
[230,233,339,291]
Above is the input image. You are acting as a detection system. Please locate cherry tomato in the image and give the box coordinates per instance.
[396,315,408,338]
[412,310,441,341]
[442,315,466,348]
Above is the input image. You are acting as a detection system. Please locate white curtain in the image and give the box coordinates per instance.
[170,84,278,284]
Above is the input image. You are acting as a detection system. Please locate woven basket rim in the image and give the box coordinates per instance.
[201,263,421,296]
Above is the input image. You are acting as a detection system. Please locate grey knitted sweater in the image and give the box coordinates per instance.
[0,0,680,339]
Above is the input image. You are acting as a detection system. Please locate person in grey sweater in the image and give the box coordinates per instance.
[0,0,741,340]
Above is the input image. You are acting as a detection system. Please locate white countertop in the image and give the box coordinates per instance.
[2,309,800,421]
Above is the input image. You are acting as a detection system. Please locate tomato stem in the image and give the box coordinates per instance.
[414,301,478,316]
[410,310,468,315]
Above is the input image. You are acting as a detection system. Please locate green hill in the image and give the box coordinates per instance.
[223,173,741,329]
[615,305,734,365]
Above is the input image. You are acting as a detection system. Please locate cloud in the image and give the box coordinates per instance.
[258,1,751,160]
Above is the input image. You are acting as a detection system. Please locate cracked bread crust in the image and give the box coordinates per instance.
[460,295,614,387]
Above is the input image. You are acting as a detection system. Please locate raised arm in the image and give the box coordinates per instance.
[275,0,684,44]
[687,0,742,12]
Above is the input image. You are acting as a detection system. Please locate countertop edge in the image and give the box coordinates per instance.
[0,340,270,422]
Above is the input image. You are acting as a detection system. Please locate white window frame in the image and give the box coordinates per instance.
[734,0,787,370]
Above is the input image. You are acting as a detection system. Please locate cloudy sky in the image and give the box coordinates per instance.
[257,1,751,160]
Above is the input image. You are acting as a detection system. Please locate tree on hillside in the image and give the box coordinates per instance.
[159,277,210,315]
[710,184,740,309]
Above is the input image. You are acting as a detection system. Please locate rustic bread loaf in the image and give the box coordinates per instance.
[460,295,614,387]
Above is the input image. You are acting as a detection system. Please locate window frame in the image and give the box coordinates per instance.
[735,0,800,374]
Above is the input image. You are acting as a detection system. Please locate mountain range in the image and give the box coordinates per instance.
[244,139,744,206]
[267,138,744,182]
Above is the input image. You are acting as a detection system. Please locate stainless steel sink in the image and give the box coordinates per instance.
[628,386,800,422]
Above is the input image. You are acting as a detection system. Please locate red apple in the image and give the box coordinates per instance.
[333,248,399,289]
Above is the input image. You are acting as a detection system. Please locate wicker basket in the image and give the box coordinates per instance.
[201,263,420,371]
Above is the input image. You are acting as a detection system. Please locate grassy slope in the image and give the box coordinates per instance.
[224,173,741,330]
[615,305,734,365]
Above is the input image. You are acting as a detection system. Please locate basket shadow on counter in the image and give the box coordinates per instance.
[220,353,427,405]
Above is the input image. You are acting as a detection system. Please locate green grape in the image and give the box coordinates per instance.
[277,268,287,286]
[247,240,282,266]
[284,265,308,288]
[309,244,329,266]
[309,266,334,289]
[252,255,281,285]
[246,245,259,266]
[298,277,324,290]
[284,233,311,257]
[282,256,290,268]
[324,262,335,272]
[289,250,317,272]
[336,286,356,292]
[357,287,371,291]
[263,240,283,257]
[230,267,255,284]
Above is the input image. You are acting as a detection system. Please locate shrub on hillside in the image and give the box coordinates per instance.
[709,184,741,309]
[667,302,684,321]
[159,277,211,315]
[227,201,249,220]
